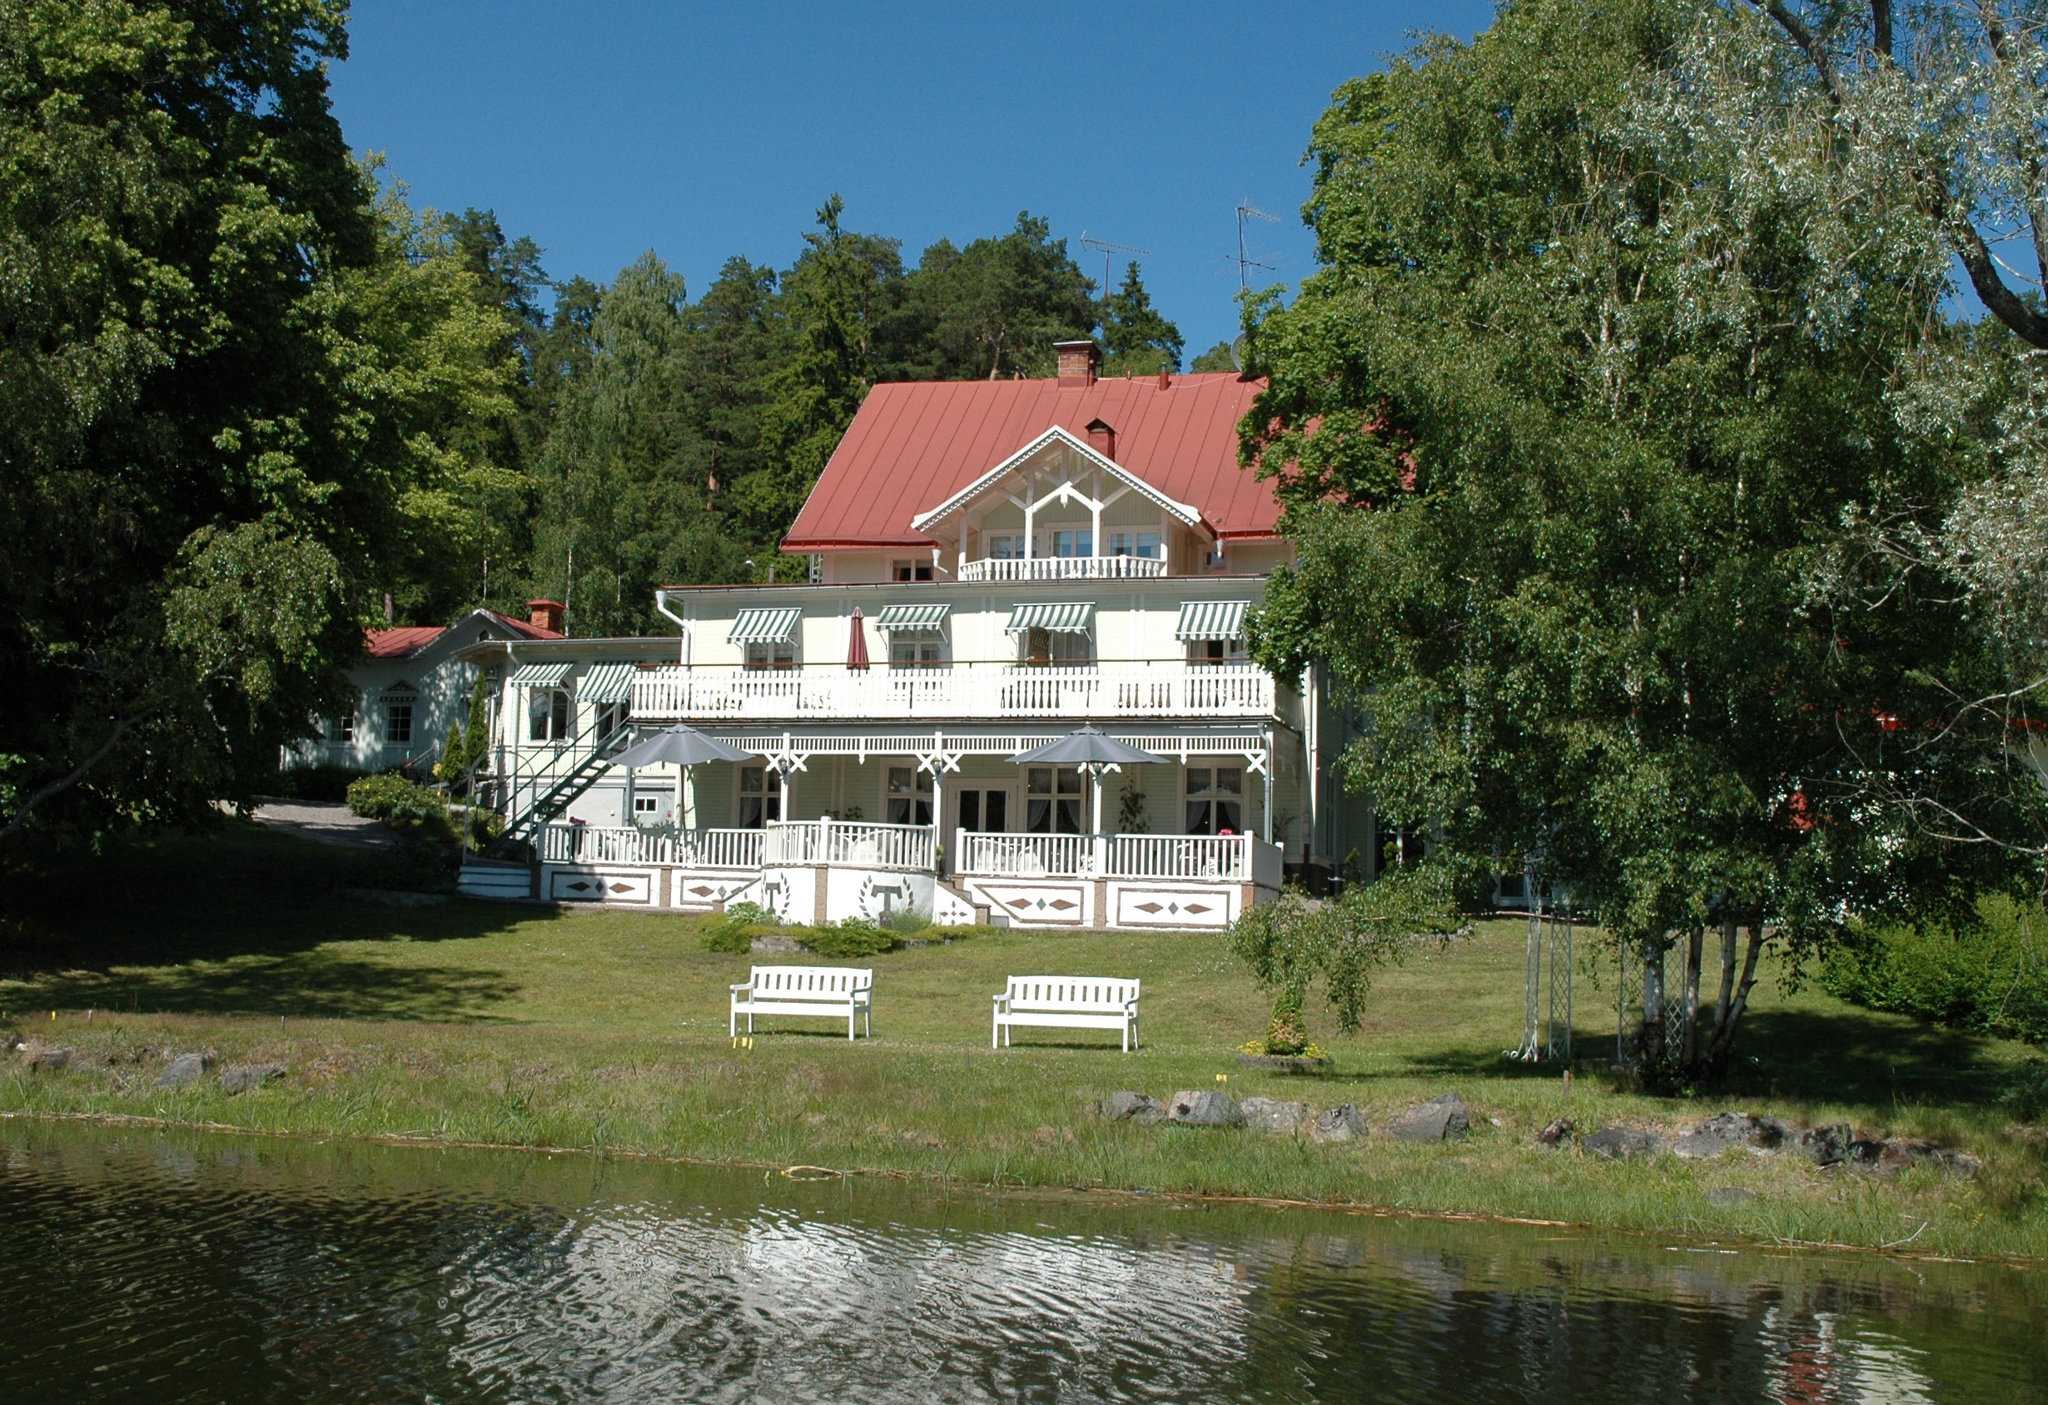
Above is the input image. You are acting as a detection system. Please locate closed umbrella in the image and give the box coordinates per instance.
[847,606,870,671]
[1010,725,1165,835]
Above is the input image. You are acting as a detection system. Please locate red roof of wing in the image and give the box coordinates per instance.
[781,372,1277,550]
[363,611,560,659]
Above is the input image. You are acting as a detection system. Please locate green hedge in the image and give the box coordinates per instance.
[1822,895,2048,1047]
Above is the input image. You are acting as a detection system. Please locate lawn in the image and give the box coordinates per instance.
[3,822,2043,1260]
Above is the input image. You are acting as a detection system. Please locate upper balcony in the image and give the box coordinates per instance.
[629,663,1291,725]
[956,554,1167,584]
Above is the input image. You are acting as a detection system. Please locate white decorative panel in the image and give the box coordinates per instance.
[1110,883,1237,929]
[970,879,1091,927]
[670,869,756,911]
[546,866,654,905]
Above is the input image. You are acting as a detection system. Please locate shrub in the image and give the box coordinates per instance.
[800,917,900,960]
[1822,895,2048,1047]
[725,901,775,925]
[879,906,931,936]
[346,772,421,820]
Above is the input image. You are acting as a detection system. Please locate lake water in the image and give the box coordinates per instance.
[0,1119,2038,1402]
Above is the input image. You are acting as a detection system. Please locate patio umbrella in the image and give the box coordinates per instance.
[846,606,871,671]
[1010,726,1165,834]
[610,725,751,829]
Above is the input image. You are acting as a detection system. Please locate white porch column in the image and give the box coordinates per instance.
[1262,730,1275,844]
[1090,764,1108,876]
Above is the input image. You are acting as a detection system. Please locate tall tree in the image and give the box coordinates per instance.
[1242,0,2005,1078]
[907,212,1097,379]
[1191,339,1240,373]
[0,0,513,850]
[1099,261,1184,375]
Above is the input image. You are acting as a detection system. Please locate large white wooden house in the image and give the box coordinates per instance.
[460,341,1383,929]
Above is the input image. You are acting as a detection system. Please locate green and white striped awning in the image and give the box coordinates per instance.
[1174,599,1252,642]
[1004,602,1094,635]
[873,602,951,634]
[577,662,638,705]
[728,607,801,645]
[508,662,573,687]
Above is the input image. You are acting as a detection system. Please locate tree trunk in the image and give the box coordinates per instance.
[1706,922,1767,1073]
[1680,923,1704,1069]
[1715,917,1737,1030]
[1638,933,1665,1064]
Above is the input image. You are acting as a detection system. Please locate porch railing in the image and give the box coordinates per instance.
[539,824,765,869]
[956,829,1279,884]
[765,818,935,872]
[630,663,1278,722]
[956,555,1167,583]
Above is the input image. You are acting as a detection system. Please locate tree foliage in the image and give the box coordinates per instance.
[1100,261,1184,376]
[1241,0,2030,1074]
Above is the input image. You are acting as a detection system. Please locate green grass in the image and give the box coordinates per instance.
[3,822,2044,1260]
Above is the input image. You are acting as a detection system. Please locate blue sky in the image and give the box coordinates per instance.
[327,1,1498,361]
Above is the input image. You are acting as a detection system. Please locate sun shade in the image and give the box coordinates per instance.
[1173,600,1251,642]
[873,602,951,634]
[508,662,572,686]
[1003,602,1093,635]
[727,607,801,645]
[577,662,638,704]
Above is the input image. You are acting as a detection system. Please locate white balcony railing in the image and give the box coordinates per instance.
[539,824,763,869]
[956,829,1280,884]
[630,664,1278,722]
[766,819,935,871]
[957,554,1168,583]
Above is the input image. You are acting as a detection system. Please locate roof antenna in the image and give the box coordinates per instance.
[1078,232,1152,304]
[1233,199,1279,291]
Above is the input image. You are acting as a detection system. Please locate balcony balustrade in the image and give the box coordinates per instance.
[628,663,1279,722]
[956,554,1167,583]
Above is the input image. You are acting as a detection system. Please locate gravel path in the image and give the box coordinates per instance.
[250,800,400,850]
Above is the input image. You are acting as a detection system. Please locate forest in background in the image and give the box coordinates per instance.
[417,193,1230,638]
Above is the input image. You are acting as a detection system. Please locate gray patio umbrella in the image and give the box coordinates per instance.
[610,726,750,827]
[1010,726,1165,834]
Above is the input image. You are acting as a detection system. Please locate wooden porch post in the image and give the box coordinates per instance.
[1262,730,1275,844]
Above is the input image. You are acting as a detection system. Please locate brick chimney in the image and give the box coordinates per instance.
[1084,417,1117,461]
[1055,339,1100,388]
[526,598,566,635]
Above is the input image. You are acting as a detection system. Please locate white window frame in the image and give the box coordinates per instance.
[737,765,781,829]
[384,699,414,745]
[882,765,934,826]
[1019,627,1091,668]
[889,637,946,669]
[890,558,934,582]
[743,639,797,671]
[1187,638,1249,667]
[527,687,572,744]
[330,709,355,744]
[986,531,1025,561]
[1024,766,1086,834]
[633,794,662,816]
[1048,525,1093,558]
[1183,765,1246,837]
[1107,528,1164,559]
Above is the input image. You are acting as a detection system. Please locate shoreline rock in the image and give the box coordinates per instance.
[1166,1090,1242,1128]
[1388,1093,1470,1143]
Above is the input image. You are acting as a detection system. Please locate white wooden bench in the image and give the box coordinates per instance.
[729,965,873,1041]
[992,976,1140,1052]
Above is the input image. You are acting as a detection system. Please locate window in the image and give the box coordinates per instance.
[384,702,413,745]
[1020,627,1092,668]
[891,559,934,582]
[987,532,1024,560]
[1050,528,1092,558]
[527,688,571,743]
[1185,766,1245,836]
[885,765,933,825]
[1108,529,1163,559]
[633,795,661,816]
[1187,638,1248,667]
[329,710,355,743]
[889,637,945,669]
[744,640,796,671]
[594,700,626,737]
[1025,767,1085,834]
[738,766,781,829]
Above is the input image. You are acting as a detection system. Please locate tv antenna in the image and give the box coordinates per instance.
[1234,199,1280,290]
[1078,233,1151,299]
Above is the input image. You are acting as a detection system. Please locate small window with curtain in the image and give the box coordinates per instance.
[890,637,945,669]
[1020,628,1091,668]
[986,532,1024,560]
[884,765,933,825]
[744,640,796,671]
[1025,767,1085,834]
[527,689,571,743]
[738,766,780,829]
[1187,638,1248,667]
[1108,529,1163,559]
[1185,766,1245,836]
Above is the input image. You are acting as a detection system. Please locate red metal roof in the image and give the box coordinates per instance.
[363,610,560,659]
[781,371,1278,551]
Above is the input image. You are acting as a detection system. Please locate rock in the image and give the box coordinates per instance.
[1097,1091,1164,1124]
[2,1031,22,1055]
[1536,1117,1575,1148]
[26,1046,72,1072]
[1705,1187,1759,1206]
[1872,1139,1982,1179]
[156,1052,213,1089]
[1387,1092,1470,1143]
[1583,1126,1664,1161]
[1239,1097,1310,1135]
[1673,1111,1789,1160]
[1847,1138,1887,1167]
[1800,1123,1853,1167]
[749,935,804,954]
[1309,1104,1367,1143]
[218,1063,286,1096]
[1166,1090,1242,1128]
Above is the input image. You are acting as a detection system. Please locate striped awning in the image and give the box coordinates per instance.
[1004,602,1094,635]
[508,662,572,687]
[1174,599,1251,642]
[873,602,951,634]
[577,662,638,705]
[728,607,801,645]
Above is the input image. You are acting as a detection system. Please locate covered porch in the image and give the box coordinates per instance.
[525,724,1292,930]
